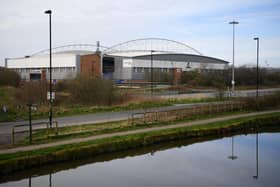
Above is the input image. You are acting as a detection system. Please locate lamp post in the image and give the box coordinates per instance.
[45,10,53,128]
[229,21,239,95]
[150,50,155,96]
[254,37,259,110]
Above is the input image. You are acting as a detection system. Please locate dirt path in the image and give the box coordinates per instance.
[0,109,279,155]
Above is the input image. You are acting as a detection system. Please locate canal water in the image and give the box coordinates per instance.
[1,131,280,187]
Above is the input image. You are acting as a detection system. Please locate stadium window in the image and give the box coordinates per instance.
[133,67,137,73]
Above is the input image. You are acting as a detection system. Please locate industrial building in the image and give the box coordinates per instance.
[5,38,229,83]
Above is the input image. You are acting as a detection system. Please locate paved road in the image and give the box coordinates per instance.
[0,101,225,134]
[0,109,279,154]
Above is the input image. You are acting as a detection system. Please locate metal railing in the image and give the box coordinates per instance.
[130,101,244,125]
[11,121,58,145]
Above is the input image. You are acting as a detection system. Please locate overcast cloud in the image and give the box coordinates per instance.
[1,0,279,67]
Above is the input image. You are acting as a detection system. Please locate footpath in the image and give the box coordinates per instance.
[0,109,279,155]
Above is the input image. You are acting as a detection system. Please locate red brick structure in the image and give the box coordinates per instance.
[41,69,46,81]
[80,53,101,77]
[173,68,182,85]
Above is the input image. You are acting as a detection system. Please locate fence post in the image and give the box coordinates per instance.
[55,121,58,135]
[11,127,15,145]
[47,121,49,138]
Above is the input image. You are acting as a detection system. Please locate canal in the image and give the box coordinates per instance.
[1,131,280,187]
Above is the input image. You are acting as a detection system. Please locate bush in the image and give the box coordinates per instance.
[181,70,227,87]
[0,68,21,87]
[242,92,280,110]
[68,75,120,105]
[15,81,48,105]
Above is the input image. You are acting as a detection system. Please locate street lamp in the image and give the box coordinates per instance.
[45,9,53,128]
[229,21,239,95]
[150,50,155,96]
[254,37,260,110]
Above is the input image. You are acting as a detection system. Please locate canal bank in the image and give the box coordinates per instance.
[0,111,279,175]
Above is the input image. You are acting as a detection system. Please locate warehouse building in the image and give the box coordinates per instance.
[5,38,229,83]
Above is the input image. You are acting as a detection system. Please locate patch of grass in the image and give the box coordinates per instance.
[15,110,246,146]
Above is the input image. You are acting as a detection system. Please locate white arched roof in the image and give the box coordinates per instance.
[104,38,203,57]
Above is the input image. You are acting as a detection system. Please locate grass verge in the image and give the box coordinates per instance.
[16,110,246,146]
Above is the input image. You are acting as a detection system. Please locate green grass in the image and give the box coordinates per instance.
[15,110,246,146]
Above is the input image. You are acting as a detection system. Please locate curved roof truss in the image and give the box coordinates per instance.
[31,44,108,56]
[104,38,203,56]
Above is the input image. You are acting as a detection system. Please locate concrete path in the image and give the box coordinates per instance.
[0,109,279,155]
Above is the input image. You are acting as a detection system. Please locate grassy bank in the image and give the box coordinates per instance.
[0,112,279,175]
[16,110,245,146]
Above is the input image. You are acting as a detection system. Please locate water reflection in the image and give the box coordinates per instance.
[1,129,280,187]
[228,136,238,160]
[253,133,259,179]
[26,174,52,187]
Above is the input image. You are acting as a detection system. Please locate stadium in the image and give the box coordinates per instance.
[5,38,229,83]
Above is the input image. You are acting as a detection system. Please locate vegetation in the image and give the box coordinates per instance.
[234,66,280,86]
[0,83,220,122]
[180,67,280,88]
[67,75,122,105]
[0,112,279,175]
[181,70,226,87]
[0,67,21,87]
[15,81,48,105]
[242,91,280,110]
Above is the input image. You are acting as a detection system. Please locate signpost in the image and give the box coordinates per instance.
[26,103,37,144]
[47,92,55,101]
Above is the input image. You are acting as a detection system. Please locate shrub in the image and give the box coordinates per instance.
[15,81,48,105]
[241,92,280,110]
[68,75,120,106]
[0,68,21,87]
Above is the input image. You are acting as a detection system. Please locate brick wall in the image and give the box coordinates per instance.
[80,53,101,77]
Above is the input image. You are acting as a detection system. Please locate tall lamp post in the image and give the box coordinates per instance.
[229,21,239,95]
[150,50,155,96]
[254,37,260,110]
[45,10,53,127]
